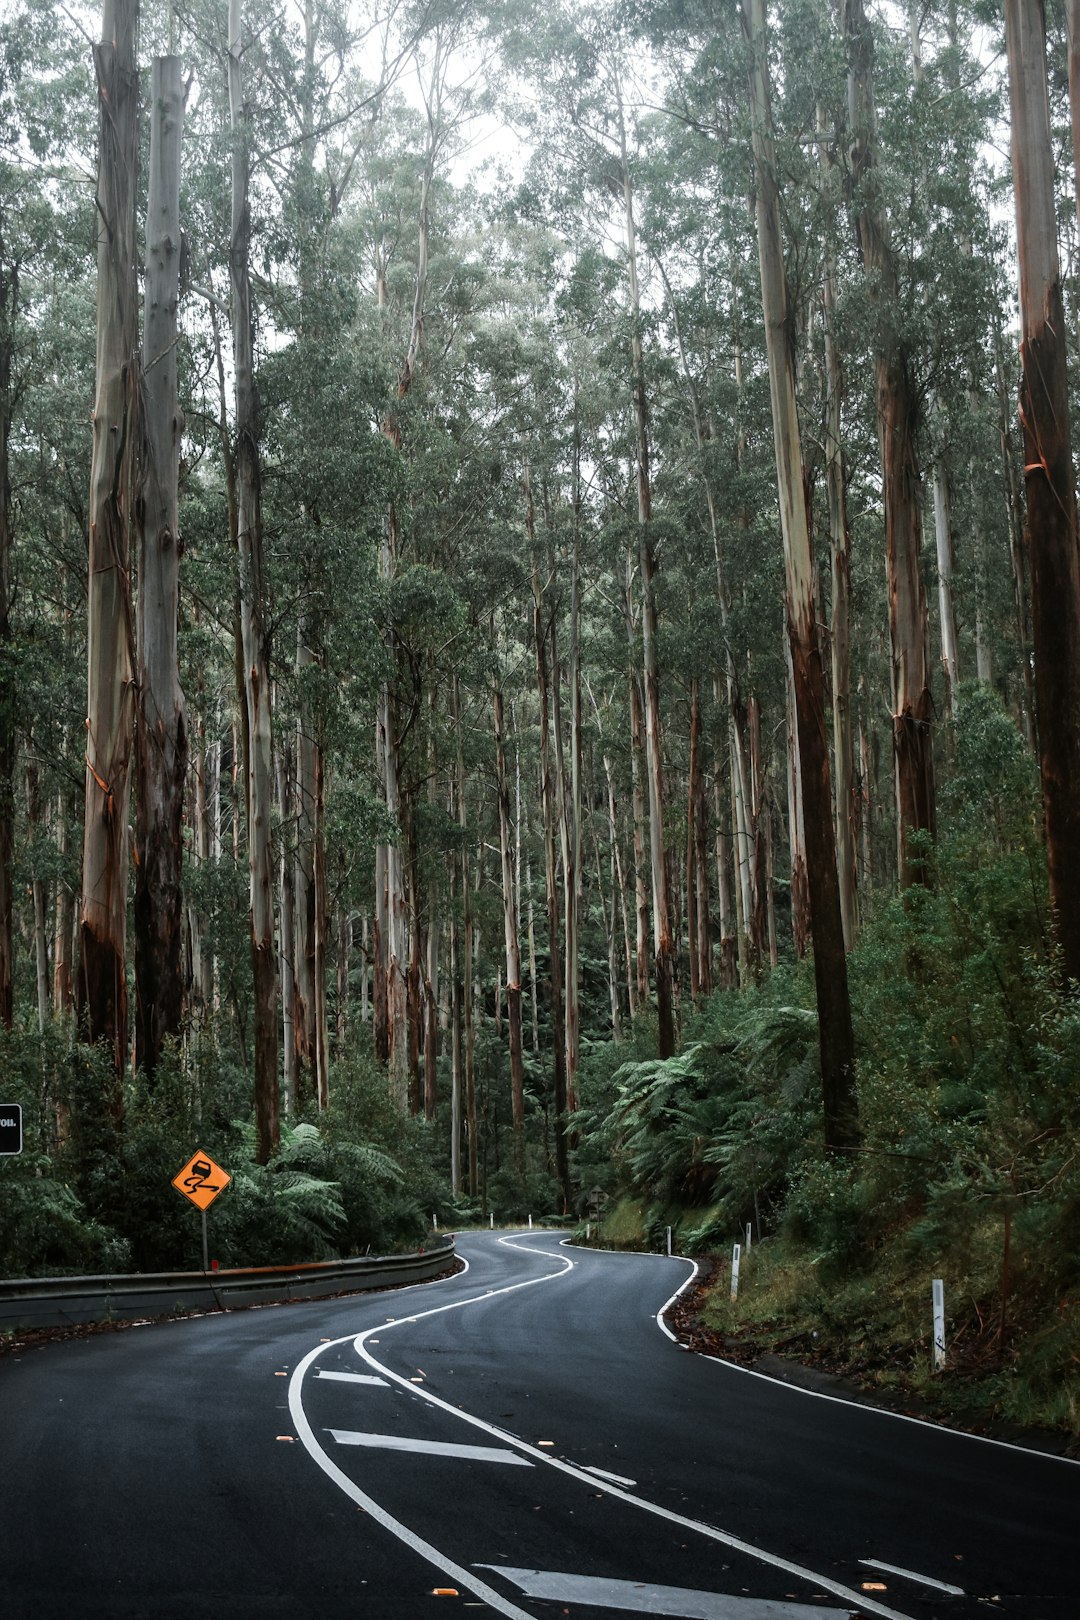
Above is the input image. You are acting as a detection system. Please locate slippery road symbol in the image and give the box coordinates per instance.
[172,1150,231,1211]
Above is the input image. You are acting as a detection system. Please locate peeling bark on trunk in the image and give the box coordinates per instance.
[230,0,279,1162]
[1006,0,1080,988]
[80,0,139,1099]
[745,0,859,1149]
[135,55,187,1079]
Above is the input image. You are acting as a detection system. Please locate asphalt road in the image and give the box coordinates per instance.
[1,1231,1076,1619]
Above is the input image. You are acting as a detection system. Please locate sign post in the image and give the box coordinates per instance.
[932,1278,946,1371]
[172,1150,231,1272]
[0,1104,22,1156]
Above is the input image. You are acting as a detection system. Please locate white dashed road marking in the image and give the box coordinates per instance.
[477,1566,847,1617]
[328,1430,533,1466]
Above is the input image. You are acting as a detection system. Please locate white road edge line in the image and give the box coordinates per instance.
[860,1559,965,1597]
[343,1233,913,1620]
[565,1236,1080,1472]
[697,1349,1080,1469]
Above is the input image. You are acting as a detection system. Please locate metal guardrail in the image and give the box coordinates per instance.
[0,1235,457,1332]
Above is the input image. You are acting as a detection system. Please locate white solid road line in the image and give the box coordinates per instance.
[315,1369,388,1386]
[477,1565,846,1618]
[344,1234,914,1620]
[289,1334,537,1620]
[329,1429,533,1466]
[860,1559,965,1597]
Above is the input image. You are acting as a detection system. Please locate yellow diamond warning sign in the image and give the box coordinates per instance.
[172,1150,231,1212]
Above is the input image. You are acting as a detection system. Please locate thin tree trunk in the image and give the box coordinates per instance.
[54,787,75,1019]
[230,0,279,1161]
[845,0,935,888]
[819,114,859,948]
[26,760,49,1032]
[294,628,317,1107]
[277,731,297,1117]
[450,886,462,1195]
[80,0,139,1097]
[785,636,810,958]
[1006,0,1080,988]
[624,575,650,1011]
[452,674,478,1196]
[620,111,675,1057]
[931,439,960,717]
[135,55,186,1079]
[745,0,859,1148]
[492,623,525,1157]
[0,243,16,1029]
[531,550,570,1211]
[994,327,1037,753]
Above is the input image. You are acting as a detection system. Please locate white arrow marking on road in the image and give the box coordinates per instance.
[316,1370,388,1386]
[860,1560,965,1596]
[478,1566,846,1617]
[329,1430,533,1466]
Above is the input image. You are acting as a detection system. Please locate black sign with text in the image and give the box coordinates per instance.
[0,1104,22,1155]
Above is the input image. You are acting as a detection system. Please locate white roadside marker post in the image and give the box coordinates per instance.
[745,1221,752,1250]
[666,1225,672,1256]
[433,1214,438,1230]
[730,1242,742,1302]
[528,1214,533,1230]
[489,1212,494,1229]
[932,1278,946,1370]
[585,1222,591,1243]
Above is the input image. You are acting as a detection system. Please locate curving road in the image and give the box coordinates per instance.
[1,1231,1076,1619]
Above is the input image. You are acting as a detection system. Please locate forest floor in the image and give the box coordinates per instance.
[664,1258,1080,1462]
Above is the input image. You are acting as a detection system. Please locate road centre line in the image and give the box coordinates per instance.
[859,1560,965,1597]
[329,1429,533,1466]
[477,1565,846,1618]
[345,1233,913,1620]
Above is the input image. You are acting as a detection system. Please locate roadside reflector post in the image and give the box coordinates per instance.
[489,1211,494,1229]
[730,1242,742,1302]
[932,1278,946,1370]
[433,1214,438,1230]
[585,1222,591,1243]
[745,1221,752,1250]
[528,1214,533,1230]
[666,1225,672,1256]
